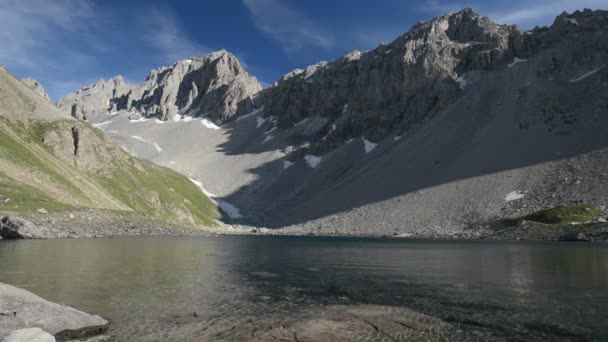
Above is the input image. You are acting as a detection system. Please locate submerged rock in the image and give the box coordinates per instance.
[3,328,55,342]
[558,232,589,241]
[0,283,109,340]
[0,217,53,239]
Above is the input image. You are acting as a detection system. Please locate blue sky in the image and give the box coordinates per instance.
[1,0,606,101]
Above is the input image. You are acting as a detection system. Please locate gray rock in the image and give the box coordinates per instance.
[20,78,51,102]
[57,50,261,123]
[0,217,53,239]
[2,328,55,342]
[36,208,48,214]
[559,232,589,241]
[0,283,109,340]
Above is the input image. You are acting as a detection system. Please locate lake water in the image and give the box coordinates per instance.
[1,236,607,341]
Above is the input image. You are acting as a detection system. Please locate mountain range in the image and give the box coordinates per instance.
[3,8,607,237]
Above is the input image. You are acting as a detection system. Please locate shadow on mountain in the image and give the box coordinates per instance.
[213,66,608,229]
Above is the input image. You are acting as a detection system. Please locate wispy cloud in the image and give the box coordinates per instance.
[137,7,210,63]
[0,0,94,71]
[243,0,334,54]
[0,0,209,100]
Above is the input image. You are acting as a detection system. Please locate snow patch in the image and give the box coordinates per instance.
[201,118,220,130]
[304,155,321,168]
[130,135,146,142]
[342,103,348,114]
[283,160,294,169]
[569,64,606,82]
[129,117,150,123]
[565,18,579,25]
[505,191,525,202]
[363,138,377,153]
[154,119,165,124]
[384,49,392,54]
[236,107,263,121]
[189,178,242,219]
[153,143,162,152]
[507,57,528,68]
[256,117,267,128]
[265,126,277,134]
[93,120,112,128]
[394,136,402,141]
[262,135,274,143]
[456,75,470,89]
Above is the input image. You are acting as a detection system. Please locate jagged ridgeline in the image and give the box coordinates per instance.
[57,50,262,123]
[0,66,218,226]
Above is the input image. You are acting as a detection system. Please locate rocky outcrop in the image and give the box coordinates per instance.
[0,217,54,239]
[21,78,51,102]
[0,283,109,340]
[57,50,261,122]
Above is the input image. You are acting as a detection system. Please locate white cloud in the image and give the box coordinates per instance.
[243,0,334,54]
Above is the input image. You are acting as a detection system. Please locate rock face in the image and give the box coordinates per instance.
[252,8,602,154]
[0,283,109,340]
[57,50,261,122]
[254,8,524,152]
[20,78,51,102]
[0,217,53,239]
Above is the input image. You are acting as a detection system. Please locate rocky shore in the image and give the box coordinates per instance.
[1,204,607,242]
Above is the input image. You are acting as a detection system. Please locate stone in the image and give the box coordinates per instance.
[2,328,55,342]
[0,217,54,239]
[558,232,589,241]
[598,217,607,223]
[0,283,109,340]
[37,208,48,214]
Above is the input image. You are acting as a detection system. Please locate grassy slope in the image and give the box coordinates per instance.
[0,67,218,228]
[491,206,608,240]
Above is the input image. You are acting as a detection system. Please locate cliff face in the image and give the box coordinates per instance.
[57,50,261,122]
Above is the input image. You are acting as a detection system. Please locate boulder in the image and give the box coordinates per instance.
[2,328,55,342]
[0,217,53,239]
[558,232,589,241]
[0,283,109,340]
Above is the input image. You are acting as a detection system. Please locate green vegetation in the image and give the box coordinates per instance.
[0,120,81,193]
[0,172,77,213]
[503,205,602,226]
[495,205,607,241]
[95,160,218,227]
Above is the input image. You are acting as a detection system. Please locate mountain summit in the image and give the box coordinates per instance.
[58,50,261,123]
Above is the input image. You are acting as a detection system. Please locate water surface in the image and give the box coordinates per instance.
[1,236,607,341]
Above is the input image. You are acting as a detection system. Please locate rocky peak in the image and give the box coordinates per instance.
[20,78,51,102]
[57,50,261,122]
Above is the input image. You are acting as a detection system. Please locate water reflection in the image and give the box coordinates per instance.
[0,237,607,340]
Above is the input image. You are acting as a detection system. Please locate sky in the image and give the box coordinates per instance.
[1,0,606,101]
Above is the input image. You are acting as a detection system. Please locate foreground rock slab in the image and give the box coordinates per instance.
[3,328,55,342]
[0,283,109,341]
